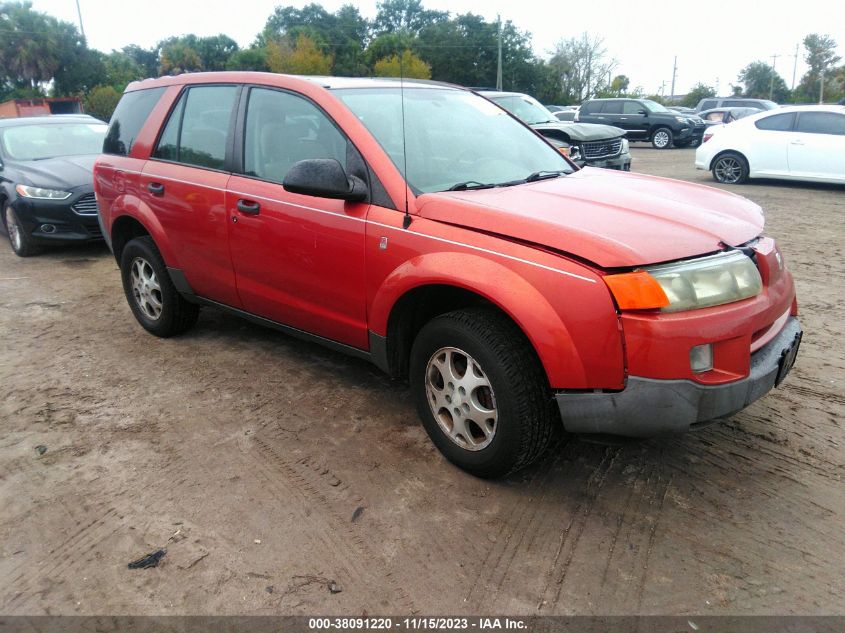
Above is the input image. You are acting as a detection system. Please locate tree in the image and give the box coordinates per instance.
[682,82,716,108]
[795,34,841,102]
[373,0,447,35]
[737,61,789,101]
[226,48,269,71]
[266,34,333,75]
[159,39,203,74]
[122,44,159,78]
[547,33,616,103]
[83,85,120,121]
[261,3,368,76]
[374,50,431,79]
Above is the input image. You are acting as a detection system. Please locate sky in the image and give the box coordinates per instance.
[32,0,845,99]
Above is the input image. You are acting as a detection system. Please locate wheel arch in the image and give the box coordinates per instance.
[108,195,180,267]
[370,253,587,387]
[709,148,749,172]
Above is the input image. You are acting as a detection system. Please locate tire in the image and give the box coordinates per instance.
[409,308,556,478]
[711,152,749,184]
[120,235,199,337]
[651,127,673,149]
[3,203,38,257]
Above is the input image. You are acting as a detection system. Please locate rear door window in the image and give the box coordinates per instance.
[152,85,239,170]
[103,87,166,155]
[242,87,348,184]
[602,101,623,114]
[795,112,845,135]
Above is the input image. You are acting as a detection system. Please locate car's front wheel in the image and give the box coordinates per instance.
[120,236,199,337]
[712,152,749,184]
[651,127,674,149]
[3,203,38,257]
[409,308,556,478]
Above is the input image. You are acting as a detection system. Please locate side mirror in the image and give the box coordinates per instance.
[283,158,368,202]
[638,109,647,115]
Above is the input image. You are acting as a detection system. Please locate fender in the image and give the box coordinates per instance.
[109,193,181,268]
[369,252,589,387]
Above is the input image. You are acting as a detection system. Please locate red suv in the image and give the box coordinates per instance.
[94,73,802,478]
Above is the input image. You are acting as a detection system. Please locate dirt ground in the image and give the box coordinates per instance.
[0,147,843,616]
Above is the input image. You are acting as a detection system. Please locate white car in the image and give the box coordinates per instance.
[695,105,845,185]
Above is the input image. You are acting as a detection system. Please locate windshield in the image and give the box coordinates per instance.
[641,100,670,113]
[335,87,572,194]
[489,95,556,124]
[1,123,107,160]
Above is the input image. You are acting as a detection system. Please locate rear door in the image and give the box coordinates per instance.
[141,84,242,307]
[787,111,845,182]
[226,86,369,349]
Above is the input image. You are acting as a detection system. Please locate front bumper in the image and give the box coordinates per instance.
[556,317,802,437]
[11,191,102,243]
[579,151,632,171]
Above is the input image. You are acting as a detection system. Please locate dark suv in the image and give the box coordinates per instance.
[577,98,705,149]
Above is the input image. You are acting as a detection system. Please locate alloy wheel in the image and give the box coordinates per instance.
[653,130,670,148]
[714,156,743,183]
[424,347,498,451]
[130,256,163,320]
[5,207,22,252]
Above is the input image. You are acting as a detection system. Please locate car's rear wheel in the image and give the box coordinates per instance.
[120,236,199,337]
[3,203,38,257]
[712,152,749,184]
[651,127,673,149]
[409,308,556,478]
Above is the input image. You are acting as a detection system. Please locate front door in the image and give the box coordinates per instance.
[226,87,369,349]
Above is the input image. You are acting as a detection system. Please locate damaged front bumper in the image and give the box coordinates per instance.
[555,317,802,437]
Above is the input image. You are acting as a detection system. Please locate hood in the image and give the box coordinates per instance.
[416,168,764,268]
[10,154,97,191]
[532,121,625,141]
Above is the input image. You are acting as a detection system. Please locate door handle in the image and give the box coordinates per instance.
[147,182,165,196]
[790,140,805,145]
[236,199,261,215]
[620,117,628,120]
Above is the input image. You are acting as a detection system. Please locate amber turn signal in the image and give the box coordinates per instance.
[603,271,670,310]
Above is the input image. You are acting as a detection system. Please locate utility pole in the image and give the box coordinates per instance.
[791,43,799,90]
[769,53,779,101]
[819,67,825,103]
[670,56,677,102]
[496,15,503,91]
[75,0,85,39]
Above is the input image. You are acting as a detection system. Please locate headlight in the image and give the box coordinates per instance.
[604,251,762,312]
[674,116,687,124]
[621,138,629,153]
[15,184,72,200]
[645,251,762,312]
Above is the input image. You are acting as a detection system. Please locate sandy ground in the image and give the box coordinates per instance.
[0,147,843,616]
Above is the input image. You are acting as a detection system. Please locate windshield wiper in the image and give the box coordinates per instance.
[524,170,568,183]
[446,181,495,191]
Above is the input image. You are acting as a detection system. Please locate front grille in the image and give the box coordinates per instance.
[72,193,98,216]
[581,138,623,159]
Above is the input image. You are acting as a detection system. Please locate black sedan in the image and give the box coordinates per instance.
[0,115,106,256]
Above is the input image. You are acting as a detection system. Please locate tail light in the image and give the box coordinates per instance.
[703,132,713,143]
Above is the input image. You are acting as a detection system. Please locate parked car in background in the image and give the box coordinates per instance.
[696,105,845,184]
[699,107,759,128]
[577,97,705,149]
[553,108,578,122]
[545,105,567,113]
[95,73,801,478]
[480,91,630,170]
[694,97,778,113]
[668,106,696,115]
[0,115,106,256]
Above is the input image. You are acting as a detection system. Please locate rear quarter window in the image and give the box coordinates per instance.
[755,112,795,131]
[699,99,718,111]
[103,87,166,156]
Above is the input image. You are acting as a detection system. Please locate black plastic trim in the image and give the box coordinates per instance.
[167,267,194,295]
